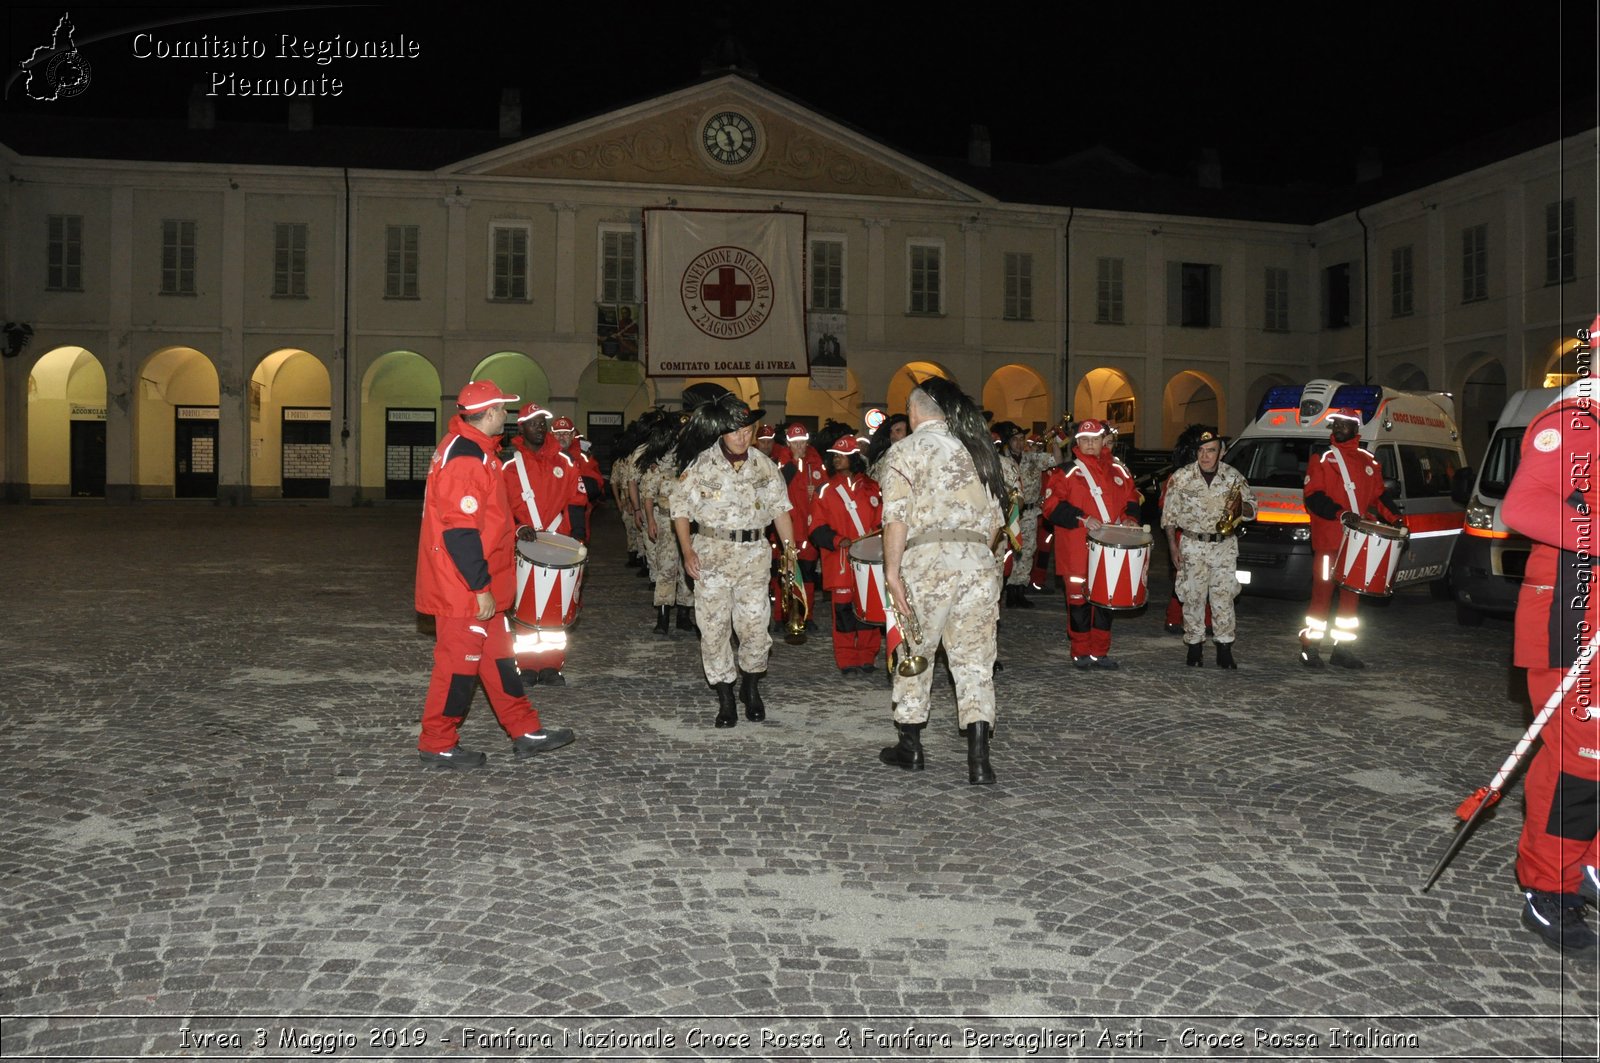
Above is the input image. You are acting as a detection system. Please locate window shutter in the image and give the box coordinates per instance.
[1166,261,1182,325]
[1208,265,1222,328]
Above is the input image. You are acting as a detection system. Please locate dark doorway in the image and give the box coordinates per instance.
[281,407,331,499]
[174,407,219,498]
[69,419,106,497]
[385,408,436,500]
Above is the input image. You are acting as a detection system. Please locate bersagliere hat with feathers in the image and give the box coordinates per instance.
[675,392,765,475]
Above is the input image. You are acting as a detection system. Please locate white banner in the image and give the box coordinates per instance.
[644,209,807,377]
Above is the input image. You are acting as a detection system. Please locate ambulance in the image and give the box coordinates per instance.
[1448,387,1558,624]
[1222,379,1468,598]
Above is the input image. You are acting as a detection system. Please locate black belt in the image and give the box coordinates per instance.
[698,526,766,542]
[1184,531,1231,543]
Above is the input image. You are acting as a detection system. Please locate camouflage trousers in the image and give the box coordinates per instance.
[893,542,1002,728]
[692,535,773,685]
[623,506,643,556]
[649,506,694,608]
[1175,536,1241,643]
[1006,506,1040,587]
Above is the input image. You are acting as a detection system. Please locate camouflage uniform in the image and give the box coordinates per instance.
[670,446,792,684]
[1008,449,1051,587]
[613,449,642,561]
[881,420,1005,729]
[640,458,693,609]
[1160,461,1256,644]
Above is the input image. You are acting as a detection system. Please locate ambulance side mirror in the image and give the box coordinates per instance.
[1450,467,1474,506]
[1383,478,1405,513]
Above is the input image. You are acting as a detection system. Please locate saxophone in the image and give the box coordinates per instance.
[1216,484,1245,536]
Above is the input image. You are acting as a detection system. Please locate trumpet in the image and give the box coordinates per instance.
[887,584,930,677]
[782,545,809,645]
[1216,484,1245,536]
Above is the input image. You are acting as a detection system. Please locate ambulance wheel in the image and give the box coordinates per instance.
[1455,602,1485,627]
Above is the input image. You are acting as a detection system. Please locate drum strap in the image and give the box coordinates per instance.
[1073,462,1113,523]
[1327,448,1361,514]
[512,453,561,532]
[840,480,868,538]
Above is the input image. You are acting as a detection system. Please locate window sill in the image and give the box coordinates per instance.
[1094,318,1125,326]
[271,293,310,300]
[159,290,198,297]
[1461,295,1489,305]
[383,295,422,301]
[1391,311,1414,319]
[1002,316,1035,323]
[45,286,84,293]
[905,311,945,319]
[488,298,532,304]
[1544,278,1576,287]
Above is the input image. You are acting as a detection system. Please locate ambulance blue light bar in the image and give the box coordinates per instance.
[1329,385,1383,423]
[1255,385,1304,421]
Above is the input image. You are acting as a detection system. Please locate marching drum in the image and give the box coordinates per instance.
[1333,518,1407,597]
[848,535,888,625]
[1086,524,1152,610]
[513,532,587,630]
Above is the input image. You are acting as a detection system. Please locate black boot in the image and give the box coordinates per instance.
[1013,585,1035,609]
[878,722,925,771]
[626,552,641,568]
[1216,642,1237,669]
[1186,642,1204,667]
[1328,645,1365,669]
[739,670,766,721]
[968,721,996,785]
[713,682,737,728]
[652,605,671,636]
[677,605,697,637]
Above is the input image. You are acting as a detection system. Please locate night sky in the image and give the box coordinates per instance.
[3,1,1594,186]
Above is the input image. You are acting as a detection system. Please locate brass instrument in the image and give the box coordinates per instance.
[1216,484,1245,536]
[782,544,809,645]
[888,584,930,677]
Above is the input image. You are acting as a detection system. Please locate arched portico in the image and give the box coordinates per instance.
[360,350,441,500]
[136,346,220,499]
[27,345,106,498]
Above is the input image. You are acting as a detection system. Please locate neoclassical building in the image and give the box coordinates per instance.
[1,73,1593,502]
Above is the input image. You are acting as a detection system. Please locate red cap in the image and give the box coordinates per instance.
[1074,419,1108,437]
[516,402,552,424]
[551,416,575,432]
[756,423,776,441]
[786,423,810,441]
[827,435,862,456]
[1326,408,1363,425]
[457,380,519,411]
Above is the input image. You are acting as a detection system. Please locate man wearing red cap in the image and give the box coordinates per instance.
[1041,419,1142,668]
[503,402,588,685]
[1298,408,1402,669]
[809,433,883,675]
[414,381,575,769]
[778,423,825,629]
[1500,317,1600,957]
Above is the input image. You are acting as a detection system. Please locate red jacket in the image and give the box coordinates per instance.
[811,472,882,591]
[1043,448,1140,576]
[503,435,587,538]
[1302,436,1400,555]
[415,415,518,617]
[783,448,827,561]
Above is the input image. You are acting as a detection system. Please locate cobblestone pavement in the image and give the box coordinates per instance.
[1,504,1596,1061]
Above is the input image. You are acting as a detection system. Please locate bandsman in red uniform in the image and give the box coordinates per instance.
[809,434,884,676]
[551,416,604,523]
[1041,419,1142,669]
[414,381,574,770]
[778,423,825,629]
[1501,321,1600,958]
[502,403,589,686]
[1297,408,1402,669]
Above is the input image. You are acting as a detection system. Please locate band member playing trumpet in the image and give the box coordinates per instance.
[1161,429,1257,668]
[1298,408,1402,669]
[880,378,1007,785]
[810,434,883,676]
[1041,419,1142,669]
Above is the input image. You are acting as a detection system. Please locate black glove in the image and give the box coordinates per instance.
[1339,511,1361,530]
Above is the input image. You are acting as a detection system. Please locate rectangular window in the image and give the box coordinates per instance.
[1391,246,1414,317]
[47,214,83,291]
[1322,262,1352,328]
[385,225,419,299]
[1263,267,1289,331]
[1003,252,1033,321]
[491,223,530,301]
[810,237,844,311]
[1096,257,1124,324]
[1546,199,1576,285]
[272,222,307,298]
[161,219,196,295]
[1168,261,1220,327]
[908,241,942,315]
[600,227,638,304]
[1461,223,1488,303]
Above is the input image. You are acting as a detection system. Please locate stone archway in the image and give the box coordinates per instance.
[1072,366,1137,443]
[360,350,441,500]
[1387,363,1429,391]
[27,345,106,498]
[786,370,862,436]
[1244,373,1295,424]
[1162,370,1223,448]
[249,348,331,499]
[1457,355,1507,463]
[982,364,1050,433]
[471,351,551,408]
[885,361,951,417]
[136,346,220,499]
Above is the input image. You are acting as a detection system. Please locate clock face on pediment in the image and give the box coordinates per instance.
[699,108,762,169]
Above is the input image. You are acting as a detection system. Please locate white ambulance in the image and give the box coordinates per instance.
[1448,387,1558,624]
[1222,379,1468,598]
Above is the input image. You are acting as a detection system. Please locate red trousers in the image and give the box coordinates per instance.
[419,614,543,753]
[830,592,882,669]
[1516,666,1600,894]
[1303,551,1360,644]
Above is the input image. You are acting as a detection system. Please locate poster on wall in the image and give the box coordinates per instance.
[808,312,847,392]
[595,302,642,385]
[643,208,808,378]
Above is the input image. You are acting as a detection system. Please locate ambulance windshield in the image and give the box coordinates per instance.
[1224,438,1329,488]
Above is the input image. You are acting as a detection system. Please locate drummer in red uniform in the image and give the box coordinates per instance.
[780,423,825,629]
[503,402,589,686]
[1297,408,1402,669]
[414,381,574,769]
[1041,419,1141,669]
[809,434,884,676]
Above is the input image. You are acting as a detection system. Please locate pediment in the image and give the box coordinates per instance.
[449,75,984,204]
